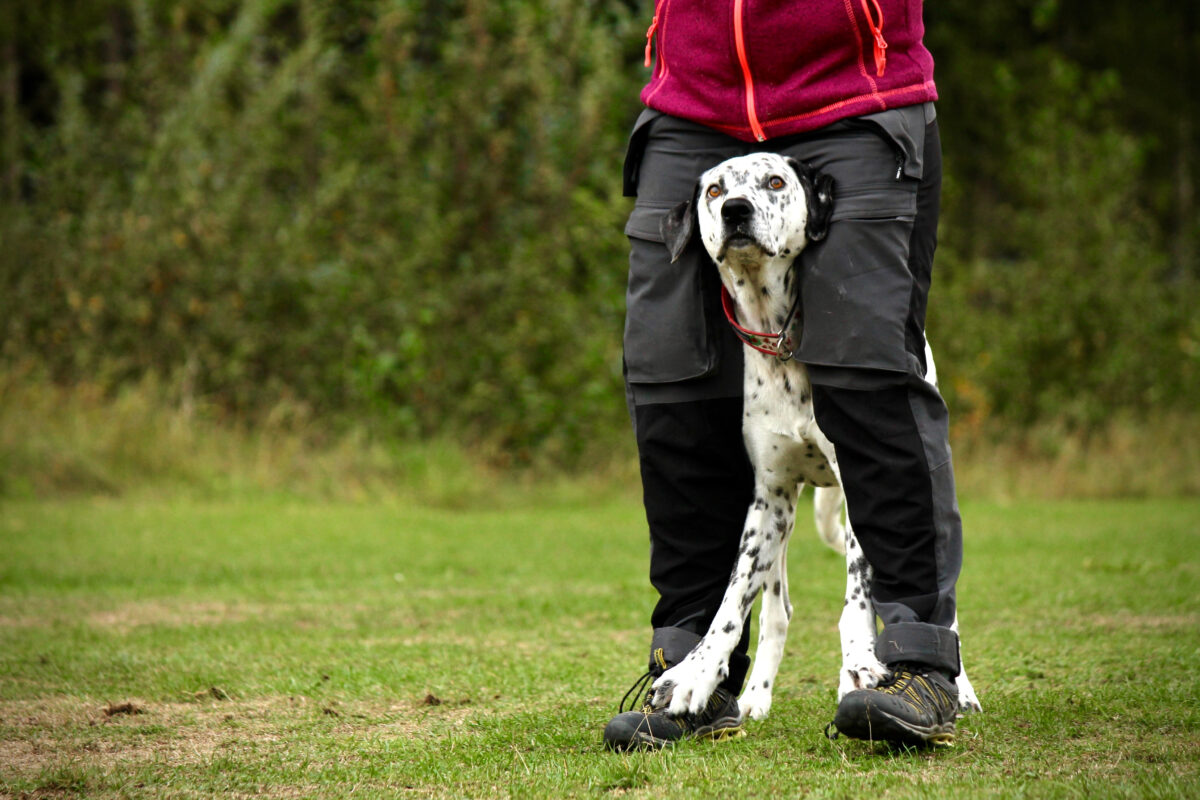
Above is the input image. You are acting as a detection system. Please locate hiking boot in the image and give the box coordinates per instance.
[602,667,744,751]
[829,663,958,747]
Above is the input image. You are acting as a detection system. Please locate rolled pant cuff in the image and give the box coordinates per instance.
[649,626,750,694]
[874,622,960,677]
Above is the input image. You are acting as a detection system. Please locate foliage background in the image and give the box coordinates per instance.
[1,0,1197,474]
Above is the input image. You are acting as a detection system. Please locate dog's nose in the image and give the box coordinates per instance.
[721,197,754,223]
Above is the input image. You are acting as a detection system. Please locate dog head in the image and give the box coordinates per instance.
[660,153,834,267]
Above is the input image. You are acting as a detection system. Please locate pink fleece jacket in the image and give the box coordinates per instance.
[640,0,938,142]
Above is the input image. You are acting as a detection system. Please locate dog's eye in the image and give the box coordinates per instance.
[706,184,722,198]
[768,175,785,190]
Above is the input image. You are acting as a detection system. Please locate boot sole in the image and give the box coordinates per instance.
[835,707,955,748]
[606,717,745,751]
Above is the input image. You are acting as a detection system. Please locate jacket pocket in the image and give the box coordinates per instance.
[623,201,717,384]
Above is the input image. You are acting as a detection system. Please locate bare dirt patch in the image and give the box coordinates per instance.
[101,701,145,717]
[1086,612,1199,632]
[0,693,484,783]
[86,600,270,631]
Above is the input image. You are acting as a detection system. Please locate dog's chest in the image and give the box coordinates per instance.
[742,358,838,488]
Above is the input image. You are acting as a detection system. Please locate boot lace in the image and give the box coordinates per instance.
[618,670,657,714]
[878,664,954,712]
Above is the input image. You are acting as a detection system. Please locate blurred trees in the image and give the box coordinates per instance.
[1,0,1196,463]
[926,0,1198,431]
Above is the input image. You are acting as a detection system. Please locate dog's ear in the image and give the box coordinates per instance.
[787,158,835,243]
[806,173,835,242]
[660,183,700,263]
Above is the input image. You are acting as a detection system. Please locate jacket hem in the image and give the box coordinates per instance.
[644,80,937,143]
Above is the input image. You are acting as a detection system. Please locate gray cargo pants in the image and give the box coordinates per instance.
[622,103,963,688]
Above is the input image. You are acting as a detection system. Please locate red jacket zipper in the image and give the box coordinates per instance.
[733,0,766,141]
[644,13,658,68]
[858,0,888,76]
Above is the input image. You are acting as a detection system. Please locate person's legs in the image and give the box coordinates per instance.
[636,398,755,687]
[606,114,757,750]
[810,375,962,671]
[814,373,963,746]
[785,116,964,744]
[601,396,755,750]
[609,107,965,748]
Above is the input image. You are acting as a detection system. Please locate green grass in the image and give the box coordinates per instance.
[1,494,1198,798]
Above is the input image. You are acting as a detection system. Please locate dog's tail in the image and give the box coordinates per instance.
[813,486,847,556]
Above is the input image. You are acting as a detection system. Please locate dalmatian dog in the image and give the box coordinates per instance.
[652,152,981,723]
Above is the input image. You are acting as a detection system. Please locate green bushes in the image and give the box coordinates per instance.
[932,54,1196,432]
[1,0,1197,468]
[2,0,645,462]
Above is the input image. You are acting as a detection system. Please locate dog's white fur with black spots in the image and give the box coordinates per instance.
[653,152,981,722]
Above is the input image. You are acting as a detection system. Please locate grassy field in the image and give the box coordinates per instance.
[1,491,1197,798]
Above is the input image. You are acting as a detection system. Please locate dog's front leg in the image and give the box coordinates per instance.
[814,449,889,698]
[738,532,793,721]
[652,480,794,717]
[837,525,889,699]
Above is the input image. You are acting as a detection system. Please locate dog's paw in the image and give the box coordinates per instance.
[650,677,676,710]
[652,656,723,716]
[737,685,773,721]
[652,670,696,716]
[956,674,983,714]
[837,658,889,700]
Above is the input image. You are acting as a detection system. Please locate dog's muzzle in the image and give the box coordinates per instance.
[721,198,755,243]
[718,197,773,258]
[721,197,754,224]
